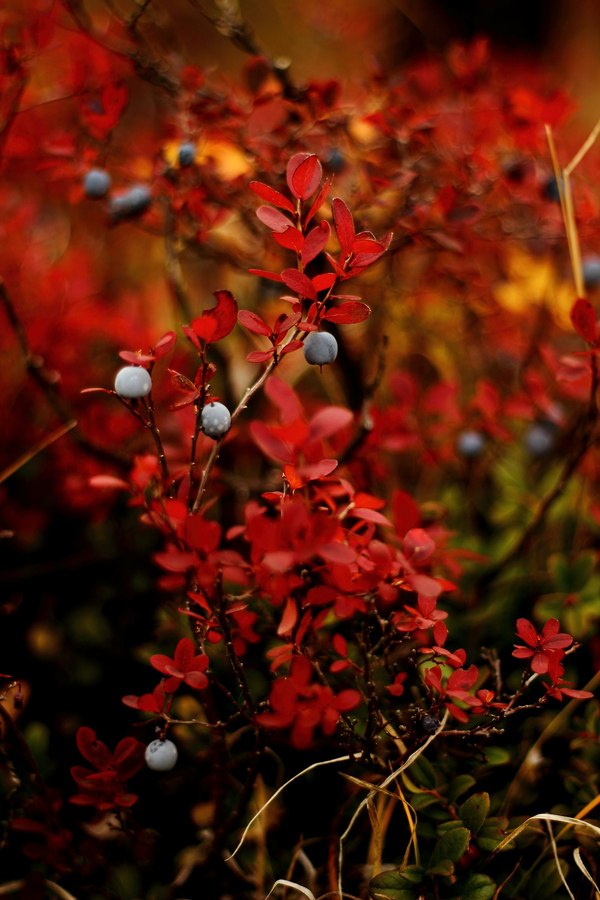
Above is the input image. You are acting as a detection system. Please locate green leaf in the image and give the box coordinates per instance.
[437,820,470,836]
[549,551,595,592]
[527,859,570,900]
[428,825,470,872]
[452,873,496,900]
[459,792,490,836]
[411,792,438,811]
[484,746,511,766]
[477,817,512,852]
[369,866,424,899]
[407,754,437,790]
[448,775,476,804]
[426,859,455,876]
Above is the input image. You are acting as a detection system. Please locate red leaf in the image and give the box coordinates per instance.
[238,309,272,335]
[406,573,441,598]
[280,269,317,300]
[403,528,435,563]
[265,376,303,422]
[285,459,338,484]
[306,177,332,225]
[247,349,274,363]
[335,689,361,711]
[119,350,155,364]
[287,153,322,200]
[571,297,598,343]
[154,550,197,572]
[153,331,177,359]
[302,221,331,265]
[76,727,109,767]
[392,490,421,534]
[89,475,129,490]
[256,205,294,233]
[250,421,296,463]
[350,508,392,526]
[323,301,371,324]
[277,597,298,636]
[312,273,337,292]
[273,227,304,252]
[249,180,296,213]
[191,290,238,344]
[332,198,355,256]
[168,369,200,396]
[273,311,301,335]
[319,543,356,564]
[279,339,304,355]
[308,406,353,441]
[248,268,283,283]
[263,550,297,572]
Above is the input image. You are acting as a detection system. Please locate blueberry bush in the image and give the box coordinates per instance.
[1,3,600,898]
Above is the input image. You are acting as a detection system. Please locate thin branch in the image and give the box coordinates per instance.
[187,0,300,99]
[62,0,179,95]
[128,0,153,32]
[0,421,77,484]
[564,114,600,176]
[191,353,280,513]
[338,334,388,467]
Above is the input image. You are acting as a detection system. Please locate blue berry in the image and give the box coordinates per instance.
[109,185,152,220]
[456,429,485,459]
[422,714,439,734]
[201,401,231,439]
[178,142,196,167]
[524,421,557,457]
[114,366,152,399]
[327,148,345,173]
[303,331,338,366]
[582,255,600,290]
[83,168,111,199]
[145,738,178,771]
[542,175,562,203]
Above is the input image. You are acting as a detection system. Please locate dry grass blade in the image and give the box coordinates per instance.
[573,846,600,895]
[493,812,600,855]
[225,754,353,861]
[265,878,316,899]
[0,881,77,899]
[546,819,575,900]
[0,420,77,484]
[337,710,448,895]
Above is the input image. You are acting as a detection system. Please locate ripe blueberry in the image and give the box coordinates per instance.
[303,331,338,366]
[109,185,152,220]
[327,148,345,173]
[582,254,600,290]
[83,168,111,199]
[145,738,178,771]
[524,421,557,457]
[178,142,196,167]
[201,401,231,439]
[456,429,485,459]
[542,175,562,203]
[422,714,439,734]
[114,366,152,399]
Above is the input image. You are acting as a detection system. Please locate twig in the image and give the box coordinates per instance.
[0,421,77,484]
[338,335,388,467]
[187,0,300,99]
[129,0,153,31]
[191,353,280,513]
[564,114,600,177]
[62,0,179,96]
